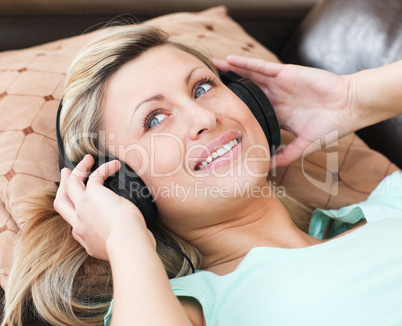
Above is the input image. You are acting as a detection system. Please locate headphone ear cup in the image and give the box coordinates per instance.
[102,160,157,228]
[226,79,281,154]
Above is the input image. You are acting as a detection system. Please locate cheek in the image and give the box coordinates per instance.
[148,133,185,177]
[107,130,185,178]
[242,144,271,177]
[231,97,271,175]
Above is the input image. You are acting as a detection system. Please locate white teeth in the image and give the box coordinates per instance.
[217,148,225,156]
[196,138,239,171]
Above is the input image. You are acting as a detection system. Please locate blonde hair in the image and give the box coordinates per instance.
[2,24,313,325]
[2,193,112,325]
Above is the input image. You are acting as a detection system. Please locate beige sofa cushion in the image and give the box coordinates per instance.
[0,6,399,290]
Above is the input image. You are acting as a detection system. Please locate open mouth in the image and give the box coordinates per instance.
[195,136,241,171]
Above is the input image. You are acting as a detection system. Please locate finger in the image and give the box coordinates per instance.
[88,160,121,185]
[213,59,269,91]
[66,155,95,204]
[226,56,283,77]
[214,57,278,89]
[212,58,231,71]
[270,147,298,169]
[70,154,95,180]
[270,138,312,169]
[219,64,272,86]
[54,168,78,225]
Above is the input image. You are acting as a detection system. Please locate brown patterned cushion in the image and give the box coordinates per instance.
[274,131,398,209]
[0,6,399,291]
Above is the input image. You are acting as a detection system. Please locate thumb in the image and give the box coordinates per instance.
[270,138,317,169]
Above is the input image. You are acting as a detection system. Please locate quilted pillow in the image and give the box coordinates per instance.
[0,6,399,291]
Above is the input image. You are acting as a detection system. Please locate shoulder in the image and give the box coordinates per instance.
[179,296,206,326]
[169,271,216,325]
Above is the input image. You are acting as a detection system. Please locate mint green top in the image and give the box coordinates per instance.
[105,171,402,326]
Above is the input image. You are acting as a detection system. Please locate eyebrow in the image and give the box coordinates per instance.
[130,66,205,122]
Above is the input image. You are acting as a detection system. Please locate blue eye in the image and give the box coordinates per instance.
[148,113,167,129]
[195,83,212,99]
[143,109,167,131]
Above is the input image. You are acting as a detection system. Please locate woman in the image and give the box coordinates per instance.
[2,24,401,326]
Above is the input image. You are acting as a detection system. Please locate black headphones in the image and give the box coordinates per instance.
[218,70,280,153]
[56,70,280,229]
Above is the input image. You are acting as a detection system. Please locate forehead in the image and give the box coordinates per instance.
[103,45,210,107]
[111,45,207,83]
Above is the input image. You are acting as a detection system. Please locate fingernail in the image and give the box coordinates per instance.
[61,168,67,178]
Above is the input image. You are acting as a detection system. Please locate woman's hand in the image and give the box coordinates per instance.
[54,154,155,261]
[214,56,357,168]
[55,156,193,325]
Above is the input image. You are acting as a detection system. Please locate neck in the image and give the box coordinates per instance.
[187,193,322,275]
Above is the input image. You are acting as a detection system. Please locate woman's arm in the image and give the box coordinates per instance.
[352,60,402,130]
[214,57,402,167]
[54,155,194,326]
[107,226,193,326]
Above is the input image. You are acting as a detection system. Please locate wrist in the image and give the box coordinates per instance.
[351,69,378,130]
[105,216,156,261]
[344,70,382,133]
[346,72,367,132]
[351,63,402,130]
[332,74,363,137]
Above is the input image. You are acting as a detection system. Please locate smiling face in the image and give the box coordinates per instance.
[101,45,271,236]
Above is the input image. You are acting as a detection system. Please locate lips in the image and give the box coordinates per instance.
[194,130,241,171]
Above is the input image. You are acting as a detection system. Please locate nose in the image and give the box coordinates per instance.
[186,103,221,139]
